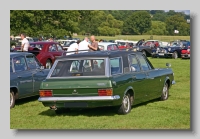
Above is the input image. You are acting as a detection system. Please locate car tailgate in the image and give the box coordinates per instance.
[40,77,112,96]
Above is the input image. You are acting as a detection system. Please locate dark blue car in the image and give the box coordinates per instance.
[152,40,190,59]
[10,52,50,108]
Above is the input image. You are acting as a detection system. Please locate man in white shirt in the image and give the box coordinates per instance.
[20,33,30,52]
[78,37,90,53]
[66,40,81,55]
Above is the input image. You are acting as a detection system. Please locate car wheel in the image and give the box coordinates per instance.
[46,59,52,69]
[161,82,169,101]
[10,90,15,109]
[142,50,146,56]
[172,51,178,59]
[118,93,131,115]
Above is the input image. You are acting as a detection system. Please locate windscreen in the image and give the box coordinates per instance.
[50,59,105,77]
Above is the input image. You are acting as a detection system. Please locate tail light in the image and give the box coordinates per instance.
[98,89,113,96]
[39,90,53,97]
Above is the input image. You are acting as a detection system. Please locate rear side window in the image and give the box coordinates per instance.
[128,54,140,72]
[49,44,57,52]
[13,56,27,72]
[26,55,40,69]
[110,57,122,75]
[57,45,63,51]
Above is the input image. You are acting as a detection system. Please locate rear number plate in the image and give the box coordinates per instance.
[64,102,88,107]
[159,53,164,56]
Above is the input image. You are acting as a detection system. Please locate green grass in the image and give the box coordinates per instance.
[10,58,190,129]
[76,35,190,42]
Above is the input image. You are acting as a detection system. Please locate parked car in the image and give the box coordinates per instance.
[181,45,190,59]
[38,50,175,115]
[10,52,50,108]
[13,42,65,69]
[132,45,154,57]
[152,40,190,59]
[62,40,77,50]
[98,42,119,51]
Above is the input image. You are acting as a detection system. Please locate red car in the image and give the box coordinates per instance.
[13,42,65,69]
[181,46,190,59]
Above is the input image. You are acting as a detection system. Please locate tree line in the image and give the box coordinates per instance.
[10,10,190,38]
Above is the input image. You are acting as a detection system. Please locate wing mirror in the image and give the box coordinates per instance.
[166,63,171,67]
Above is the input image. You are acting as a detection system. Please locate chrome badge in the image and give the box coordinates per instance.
[72,89,78,94]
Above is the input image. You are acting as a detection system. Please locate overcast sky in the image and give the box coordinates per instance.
[164,10,190,15]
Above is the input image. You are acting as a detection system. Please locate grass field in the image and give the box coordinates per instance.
[10,58,190,129]
[76,35,190,42]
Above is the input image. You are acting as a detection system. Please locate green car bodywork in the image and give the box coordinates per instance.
[38,50,175,115]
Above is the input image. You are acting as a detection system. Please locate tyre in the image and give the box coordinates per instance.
[161,82,169,101]
[10,90,15,109]
[172,51,178,59]
[118,93,132,115]
[142,50,146,56]
[46,59,52,69]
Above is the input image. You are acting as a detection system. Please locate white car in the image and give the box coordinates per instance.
[98,42,119,51]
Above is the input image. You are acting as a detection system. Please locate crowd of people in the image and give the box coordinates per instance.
[66,35,100,55]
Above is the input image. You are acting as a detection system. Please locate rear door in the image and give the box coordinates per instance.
[127,54,149,103]
[25,55,48,94]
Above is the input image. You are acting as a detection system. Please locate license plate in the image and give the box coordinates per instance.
[64,102,88,107]
[159,53,164,56]
[188,54,190,57]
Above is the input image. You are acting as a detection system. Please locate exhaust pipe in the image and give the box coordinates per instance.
[50,105,57,110]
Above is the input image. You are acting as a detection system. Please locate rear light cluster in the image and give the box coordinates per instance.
[39,90,53,97]
[98,89,113,96]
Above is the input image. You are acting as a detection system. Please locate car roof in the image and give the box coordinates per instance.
[10,52,33,58]
[57,50,142,60]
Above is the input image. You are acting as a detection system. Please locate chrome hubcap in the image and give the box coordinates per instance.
[123,96,130,112]
[162,85,168,99]
[174,52,177,58]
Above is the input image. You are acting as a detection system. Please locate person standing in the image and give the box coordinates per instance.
[88,35,99,51]
[78,37,90,53]
[66,40,81,55]
[20,33,30,52]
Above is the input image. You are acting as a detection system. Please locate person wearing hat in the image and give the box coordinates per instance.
[66,40,81,55]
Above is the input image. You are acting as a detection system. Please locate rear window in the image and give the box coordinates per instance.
[50,59,105,77]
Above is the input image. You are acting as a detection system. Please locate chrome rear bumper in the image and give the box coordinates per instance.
[38,95,120,102]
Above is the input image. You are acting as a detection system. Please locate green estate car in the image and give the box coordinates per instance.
[38,50,175,115]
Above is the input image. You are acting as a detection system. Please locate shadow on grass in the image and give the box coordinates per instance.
[15,95,39,106]
[38,97,165,117]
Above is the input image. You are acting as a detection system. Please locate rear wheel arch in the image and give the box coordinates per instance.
[123,87,135,105]
[164,77,171,88]
[10,87,18,99]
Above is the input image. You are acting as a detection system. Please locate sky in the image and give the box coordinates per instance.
[164,10,190,15]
